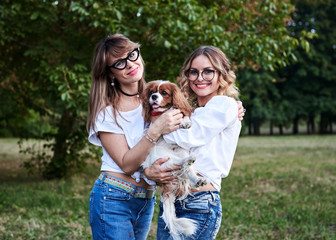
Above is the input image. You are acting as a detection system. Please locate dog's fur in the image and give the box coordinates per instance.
[141,80,208,240]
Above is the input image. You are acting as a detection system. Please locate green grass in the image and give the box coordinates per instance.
[0,136,335,239]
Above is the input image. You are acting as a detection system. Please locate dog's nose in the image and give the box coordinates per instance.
[151,94,158,101]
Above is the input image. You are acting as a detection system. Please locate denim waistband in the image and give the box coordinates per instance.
[190,190,219,198]
[98,172,156,199]
[180,191,220,202]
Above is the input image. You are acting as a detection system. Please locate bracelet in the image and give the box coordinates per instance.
[144,132,158,144]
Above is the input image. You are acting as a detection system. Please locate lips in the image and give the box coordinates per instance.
[194,83,210,89]
[128,67,139,75]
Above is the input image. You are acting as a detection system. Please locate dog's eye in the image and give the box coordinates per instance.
[162,91,168,95]
[149,90,153,95]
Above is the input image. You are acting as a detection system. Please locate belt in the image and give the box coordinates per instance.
[98,172,156,199]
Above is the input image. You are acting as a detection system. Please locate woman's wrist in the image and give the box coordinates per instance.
[146,126,161,142]
[143,167,155,182]
[143,167,151,179]
[144,131,158,144]
[143,165,163,186]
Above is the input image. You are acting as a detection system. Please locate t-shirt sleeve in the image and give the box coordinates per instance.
[163,96,238,149]
[88,109,124,146]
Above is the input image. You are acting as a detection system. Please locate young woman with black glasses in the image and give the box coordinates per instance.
[87,34,183,240]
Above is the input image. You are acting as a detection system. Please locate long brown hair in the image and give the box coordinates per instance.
[178,46,239,107]
[86,34,146,132]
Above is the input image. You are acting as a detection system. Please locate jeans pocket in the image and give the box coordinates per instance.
[184,198,210,213]
[182,193,223,239]
[181,197,210,232]
[105,186,131,201]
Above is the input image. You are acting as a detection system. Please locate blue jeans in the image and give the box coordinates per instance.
[157,191,222,240]
[89,176,156,240]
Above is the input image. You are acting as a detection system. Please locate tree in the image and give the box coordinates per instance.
[238,70,291,135]
[0,0,309,178]
[278,0,336,134]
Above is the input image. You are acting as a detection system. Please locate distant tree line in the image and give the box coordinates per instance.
[0,0,333,178]
[240,0,336,135]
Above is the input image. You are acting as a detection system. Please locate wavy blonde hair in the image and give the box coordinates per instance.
[86,34,145,132]
[178,46,239,107]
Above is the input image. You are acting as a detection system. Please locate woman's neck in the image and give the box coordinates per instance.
[197,97,210,107]
[119,82,139,94]
[117,82,141,111]
[197,92,220,107]
[118,96,141,112]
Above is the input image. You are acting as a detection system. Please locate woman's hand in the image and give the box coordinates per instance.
[143,158,180,185]
[237,101,246,121]
[147,109,183,139]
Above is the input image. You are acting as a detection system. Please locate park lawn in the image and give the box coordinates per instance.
[0,136,335,240]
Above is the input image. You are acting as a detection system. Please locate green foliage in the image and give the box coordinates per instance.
[239,0,335,135]
[0,0,101,178]
[0,0,308,178]
[277,0,336,134]
[239,70,287,134]
[122,0,306,79]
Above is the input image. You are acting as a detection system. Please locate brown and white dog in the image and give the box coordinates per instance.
[141,80,208,240]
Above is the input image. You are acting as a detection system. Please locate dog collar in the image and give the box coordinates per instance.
[151,111,163,116]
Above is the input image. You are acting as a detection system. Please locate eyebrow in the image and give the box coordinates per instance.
[190,67,214,70]
[112,49,133,64]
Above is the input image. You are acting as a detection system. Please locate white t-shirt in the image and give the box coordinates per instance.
[163,95,241,191]
[88,104,145,173]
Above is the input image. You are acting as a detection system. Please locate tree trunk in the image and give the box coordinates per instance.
[44,109,76,179]
[248,120,252,135]
[279,124,283,135]
[311,116,316,134]
[270,120,273,135]
[253,118,260,135]
[319,112,332,134]
[318,113,325,134]
[293,117,299,134]
[307,115,315,134]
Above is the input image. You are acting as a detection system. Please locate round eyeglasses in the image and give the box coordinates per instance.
[186,69,216,81]
[108,48,140,70]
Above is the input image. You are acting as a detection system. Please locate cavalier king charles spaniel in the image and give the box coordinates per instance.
[141,80,208,240]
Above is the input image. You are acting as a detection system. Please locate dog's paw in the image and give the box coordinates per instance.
[180,117,192,129]
[187,156,196,165]
[195,178,209,187]
[180,121,192,129]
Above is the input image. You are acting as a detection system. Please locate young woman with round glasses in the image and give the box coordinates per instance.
[186,68,216,82]
[87,34,245,240]
[157,46,242,240]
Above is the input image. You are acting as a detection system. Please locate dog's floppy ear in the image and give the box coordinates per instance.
[171,84,192,117]
[141,81,157,123]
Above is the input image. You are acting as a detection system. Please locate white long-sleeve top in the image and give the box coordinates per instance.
[163,95,241,191]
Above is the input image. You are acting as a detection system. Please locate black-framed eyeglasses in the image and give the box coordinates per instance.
[108,48,140,70]
[186,69,216,81]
